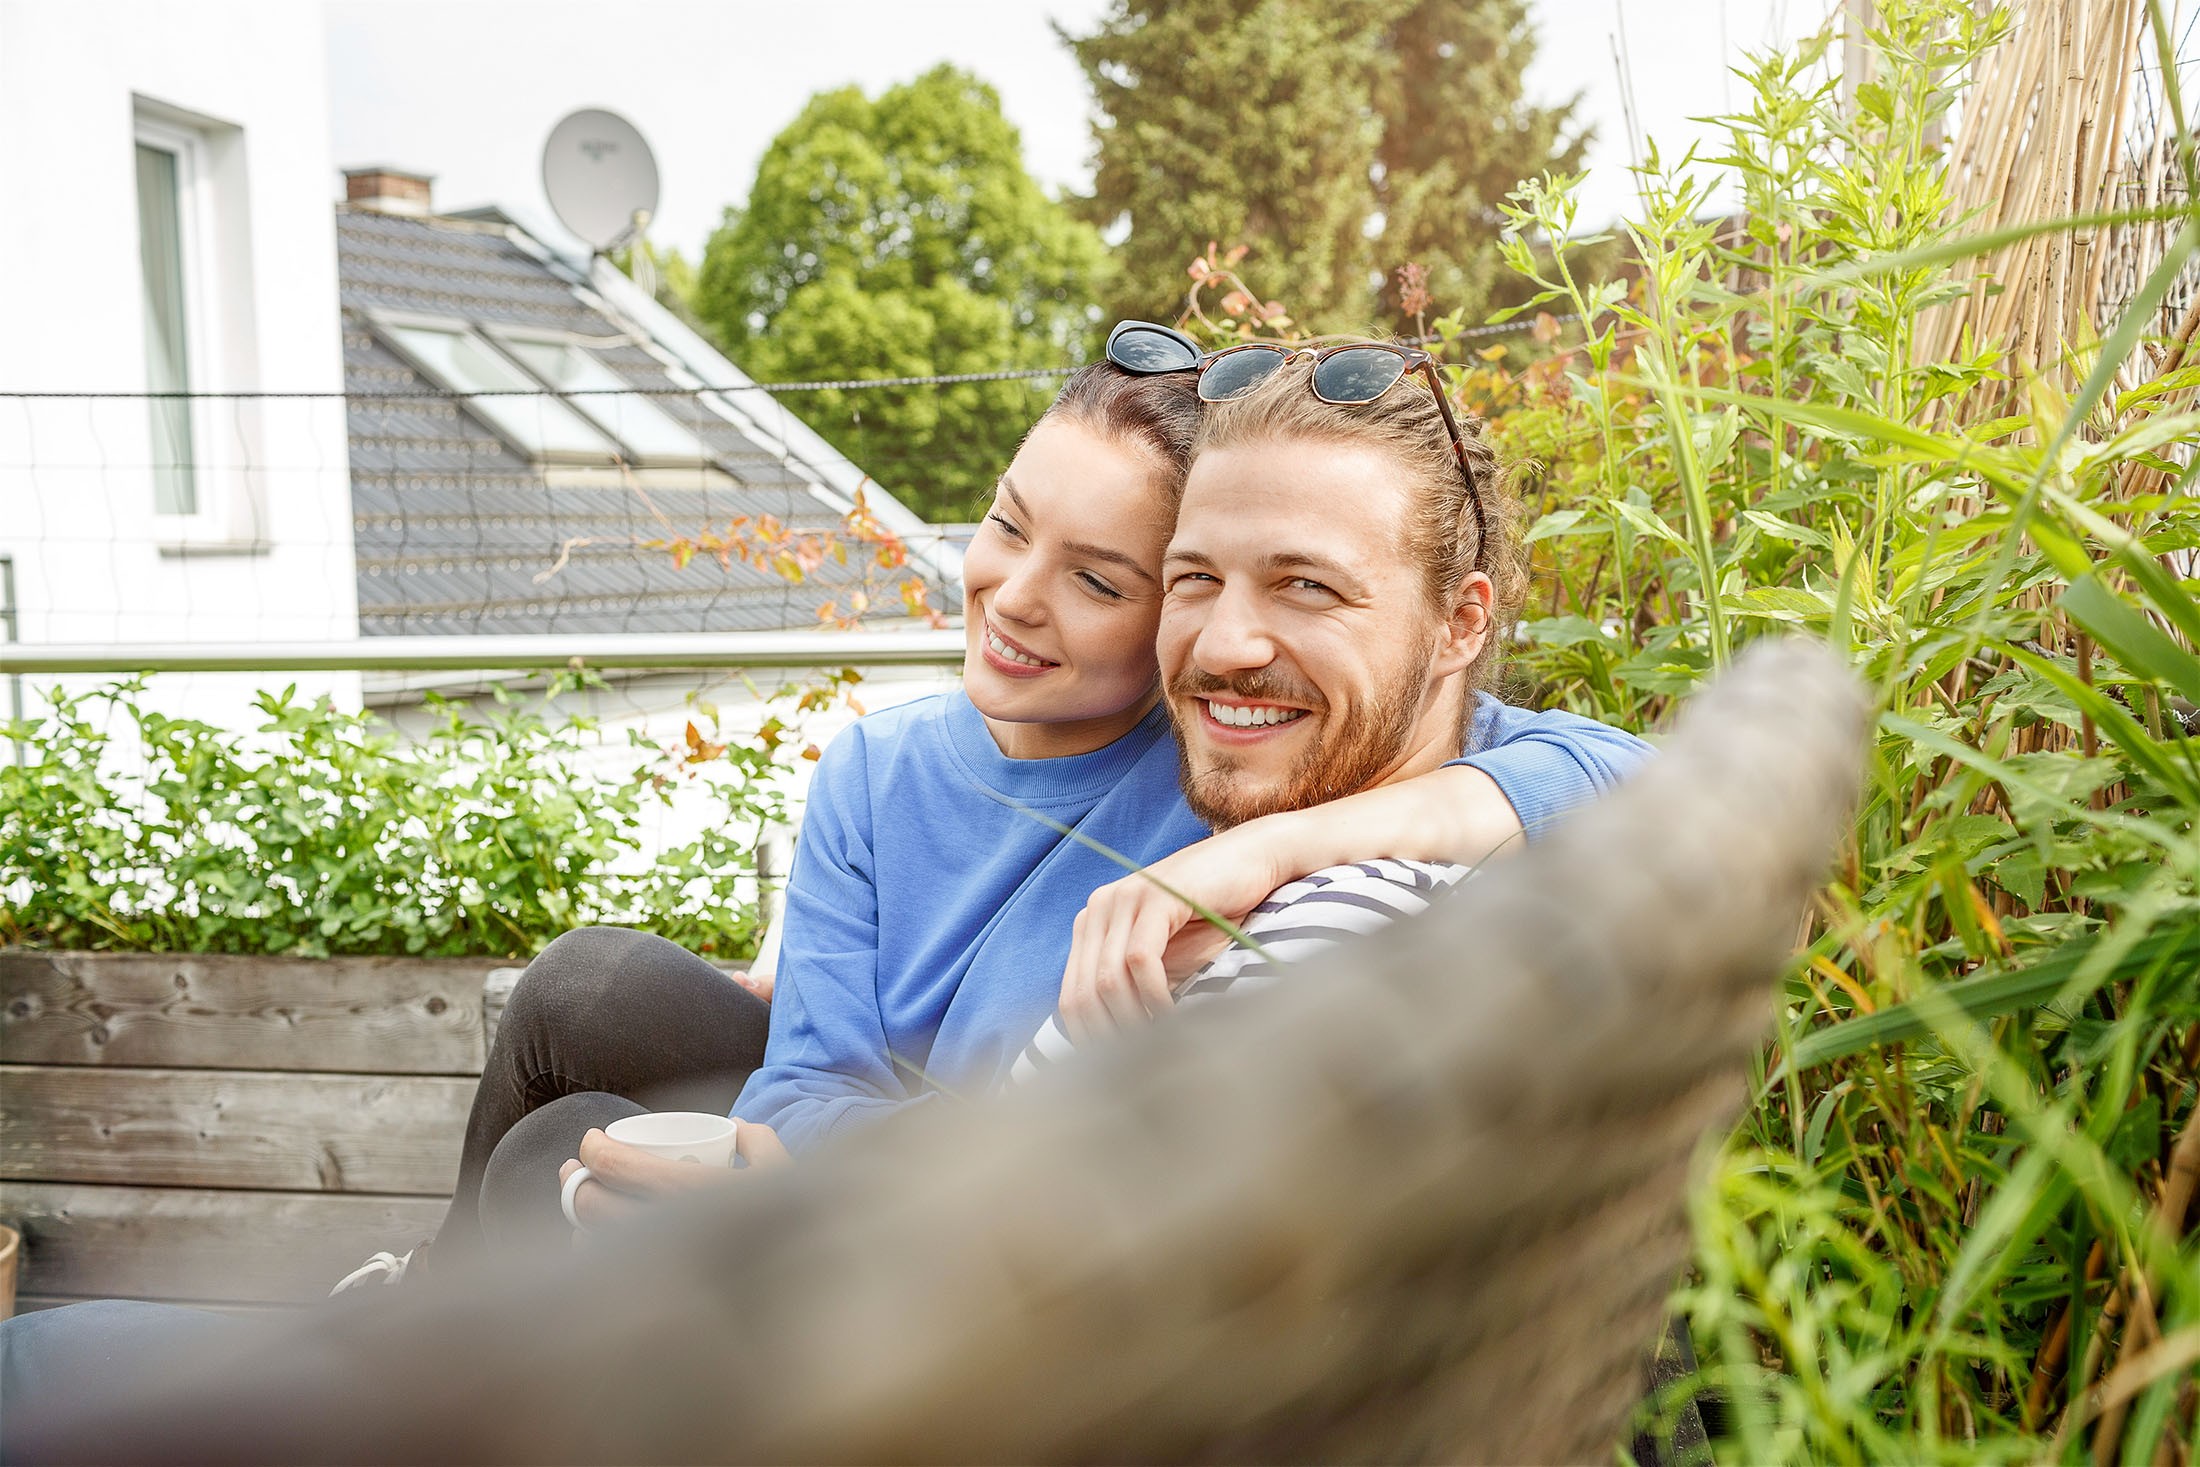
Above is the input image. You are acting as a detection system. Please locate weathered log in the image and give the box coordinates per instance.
[6,640,1867,1465]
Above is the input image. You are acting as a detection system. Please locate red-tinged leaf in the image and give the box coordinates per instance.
[682,721,726,764]
[669,540,696,570]
[816,601,838,622]
[801,743,822,761]
[1532,311,1561,344]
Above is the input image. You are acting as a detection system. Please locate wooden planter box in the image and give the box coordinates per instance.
[0,951,505,1312]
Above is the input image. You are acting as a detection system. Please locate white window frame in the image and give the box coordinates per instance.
[134,107,249,550]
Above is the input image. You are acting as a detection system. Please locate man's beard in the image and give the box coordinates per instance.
[1168,638,1435,830]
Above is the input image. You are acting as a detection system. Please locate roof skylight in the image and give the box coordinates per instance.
[497,336,717,464]
[383,322,619,460]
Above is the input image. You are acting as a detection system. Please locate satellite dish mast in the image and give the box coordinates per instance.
[542,107,660,256]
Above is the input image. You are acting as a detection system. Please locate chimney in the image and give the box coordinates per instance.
[343,166,435,217]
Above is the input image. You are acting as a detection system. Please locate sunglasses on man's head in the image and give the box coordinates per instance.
[1104,320,1489,574]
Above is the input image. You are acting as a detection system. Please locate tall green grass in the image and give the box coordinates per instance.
[1463,1,2199,1457]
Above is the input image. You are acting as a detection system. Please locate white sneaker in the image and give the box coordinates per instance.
[329,1245,421,1295]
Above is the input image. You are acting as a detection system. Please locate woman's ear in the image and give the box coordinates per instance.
[1431,572,1495,677]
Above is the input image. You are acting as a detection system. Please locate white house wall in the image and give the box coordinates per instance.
[0,0,359,723]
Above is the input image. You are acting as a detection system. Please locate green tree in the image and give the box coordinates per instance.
[694,66,1110,522]
[1064,0,1585,333]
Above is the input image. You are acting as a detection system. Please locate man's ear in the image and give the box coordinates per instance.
[1429,571,1495,679]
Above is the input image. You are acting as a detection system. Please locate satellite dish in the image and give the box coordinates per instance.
[542,108,660,253]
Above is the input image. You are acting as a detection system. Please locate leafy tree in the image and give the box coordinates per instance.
[1063,0,1585,333]
[694,66,1110,522]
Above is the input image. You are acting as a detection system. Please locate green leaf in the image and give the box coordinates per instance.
[1780,925,2200,1075]
[1731,586,1835,624]
[2059,574,2200,707]
[1613,500,1690,548]
[1525,508,1593,542]
[1740,510,1832,549]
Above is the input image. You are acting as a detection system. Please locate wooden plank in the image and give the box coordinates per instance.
[0,1065,473,1194]
[15,1293,294,1319]
[0,952,490,1073]
[0,1182,448,1304]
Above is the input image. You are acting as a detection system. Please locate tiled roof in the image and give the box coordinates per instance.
[336,208,942,637]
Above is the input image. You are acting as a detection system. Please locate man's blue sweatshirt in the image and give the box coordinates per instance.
[732,690,1651,1152]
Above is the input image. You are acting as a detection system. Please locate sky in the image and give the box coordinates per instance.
[324,0,1831,265]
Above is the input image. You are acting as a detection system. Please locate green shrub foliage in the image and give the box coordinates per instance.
[0,679,789,960]
[1436,0,2200,1457]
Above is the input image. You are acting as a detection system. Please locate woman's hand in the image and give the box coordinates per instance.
[1057,825,1273,1042]
[557,1121,793,1231]
[730,969,774,1003]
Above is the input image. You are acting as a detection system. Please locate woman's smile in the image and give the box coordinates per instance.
[980,617,1061,677]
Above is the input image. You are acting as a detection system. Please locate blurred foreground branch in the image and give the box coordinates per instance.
[10,640,1866,1465]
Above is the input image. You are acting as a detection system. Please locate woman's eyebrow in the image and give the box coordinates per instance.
[999,475,1157,586]
[1064,540,1158,586]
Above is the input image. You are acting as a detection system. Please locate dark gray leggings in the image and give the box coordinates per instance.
[436,926,773,1257]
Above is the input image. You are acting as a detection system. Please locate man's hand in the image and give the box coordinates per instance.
[1056,765,1524,1044]
[557,1121,792,1231]
[1057,827,1268,1042]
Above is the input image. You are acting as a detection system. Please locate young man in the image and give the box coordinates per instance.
[1022,342,1551,1072]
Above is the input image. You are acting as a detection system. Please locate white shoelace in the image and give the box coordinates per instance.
[329,1249,411,1295]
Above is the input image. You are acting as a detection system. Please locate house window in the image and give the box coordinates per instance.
[381,321,623,461]
[494,335,715,464]
[134,133,198,515]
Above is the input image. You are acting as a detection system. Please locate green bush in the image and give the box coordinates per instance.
[0,677,791,960]
[1448,0,2200,1458]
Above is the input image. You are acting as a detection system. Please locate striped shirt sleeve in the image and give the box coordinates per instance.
[1007,859,1470,1087]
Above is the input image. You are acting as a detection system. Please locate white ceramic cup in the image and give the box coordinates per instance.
[559,1110,738,1230]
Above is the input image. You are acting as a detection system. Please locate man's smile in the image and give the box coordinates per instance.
[1196,696,1312,742]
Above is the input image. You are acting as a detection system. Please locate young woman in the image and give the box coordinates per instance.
[396,354,1641,1260]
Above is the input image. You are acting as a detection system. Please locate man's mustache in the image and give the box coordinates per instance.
[1167,667,1326,712]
